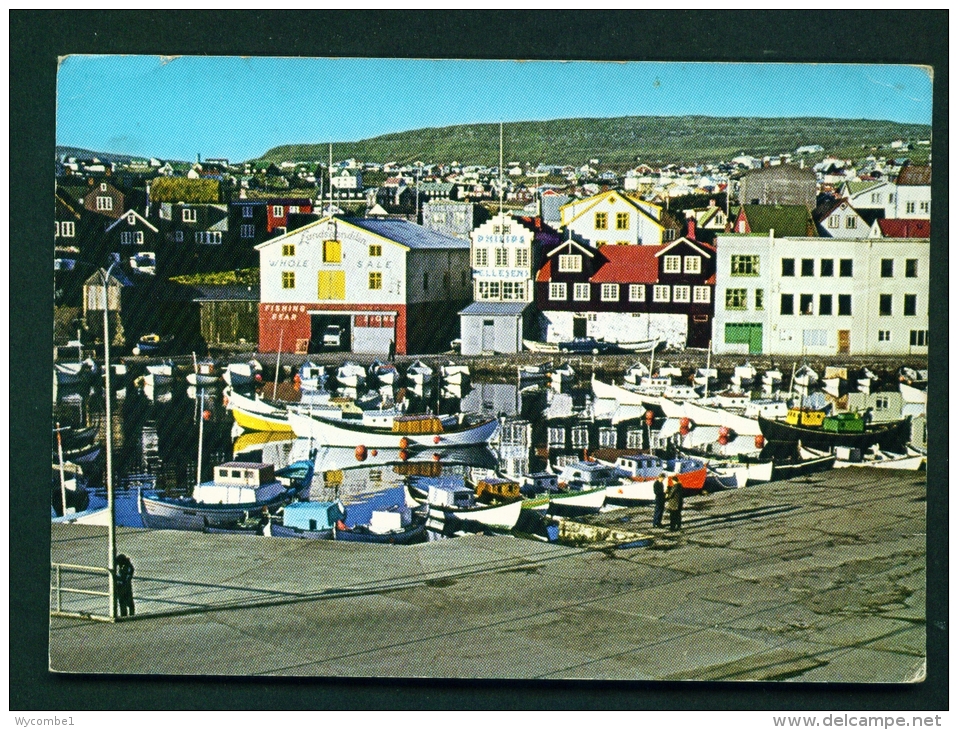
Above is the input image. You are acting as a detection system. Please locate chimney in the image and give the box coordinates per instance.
[686,217,696,240]
[709,199,716,208]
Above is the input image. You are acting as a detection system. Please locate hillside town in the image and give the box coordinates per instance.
[55,136,930,360]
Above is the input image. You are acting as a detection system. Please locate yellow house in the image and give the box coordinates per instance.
[559,189,677,246]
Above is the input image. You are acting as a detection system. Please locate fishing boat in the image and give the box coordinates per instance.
[755,449,836,480]
[663,384,701,402]
[145,360,175,386]
[704,389,751,411]
[730,361,757,389]
[223,359,263,387]
[555,460,625,490]
[412,477,523,533]
[798,444,925,471]
[549,361,575,386]
[659,396,763,436]
[336,361,367,388]
[657,365,683,379]
[265,500,347,539]
[186,356,221,386]
[693,367,719,388]
[793,363,819,390]
[743,399,790,420]
[590,375,653,407]
[899,381,927,405]
[227,389,294,433]
[518,362,552,381]
[369,361,399,386]
[405,360,433,386]
[758,409,912,451]
[286,409,499,448]
[762,369,783,389]
[55,359,98,387]
[295,361,326,391]
[133,333,174,356]
[138,460,313,531]
[440,361,470,385]
[523,339,560,353]
[334,506,427,544]
[623,362,650,386]
[609,337,660,354]
[596,452,707,493]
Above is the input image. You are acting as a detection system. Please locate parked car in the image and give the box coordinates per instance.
[323,325,342,348]
[557,337,619,354]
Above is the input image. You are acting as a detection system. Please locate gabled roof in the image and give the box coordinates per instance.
[740,204,816,237]
[346,217,469,249]
[589,245,661,284]
[842,179,885,196]
[895,165,931,186]
[560,189,663,230]
[877,219,931,238]
[656,237,715,258]
[545,237,595,259]
[104,209,159,234]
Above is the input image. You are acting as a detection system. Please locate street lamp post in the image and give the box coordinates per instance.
[101,259,118,620]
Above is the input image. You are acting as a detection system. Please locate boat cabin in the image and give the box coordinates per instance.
[521,472,559,495]
[475,477,521,502]
[426,479,476,509]
[282,500,346,531]
[822,412,865,433]
[614,454,665,480]
[392,414,445,434]
[785,409,826,428]
[557,461,622,488]
[369,507,411,533]
[194,462,285,504]
[744,400,789,419]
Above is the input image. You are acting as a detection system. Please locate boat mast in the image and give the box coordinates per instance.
[196,389,205,489]
[274,330,284,399]
[56,422,67,516]
[704,342,711,400]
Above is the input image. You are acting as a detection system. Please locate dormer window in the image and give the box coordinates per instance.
[664,255,681,273]
[100,183,107,192]
[684,256,701,274]
[127,213,136,225]
[272,205,284,218]
[182,208,196,223]
[558,254,582,272]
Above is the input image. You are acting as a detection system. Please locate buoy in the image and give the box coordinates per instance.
[755,434,765,449]
[645,410,655,426]
[355,444,367,461]
[254,373,262,382]
[718,426,731,446]
[679,417,691,436]
[399,437,410,449]
[399,449,409,461]
[202,410,212,421]
[432,453,441,462]
[370,449,378,457]
[433,435,441,444]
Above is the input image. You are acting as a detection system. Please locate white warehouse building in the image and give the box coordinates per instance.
[712,233,929,357]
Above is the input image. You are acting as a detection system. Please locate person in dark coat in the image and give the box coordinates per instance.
[652,477,666,528]
[666,477,684,532]
[111,553,135,617]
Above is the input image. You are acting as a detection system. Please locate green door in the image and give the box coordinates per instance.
[725,323,763,354]
[748,324,763,354]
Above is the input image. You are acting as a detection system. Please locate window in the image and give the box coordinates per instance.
[323,240,341,263]
[516,249,529,267]
[495,248,509,267]
[242,206,253,218]
[369,244,381,257]
[725,288,747,310]
[905,259,918,278]
[840,259,853,277]
[878,330,891,342]
[477,281,493,299]
[61,221,75,237]
[664,256,681,273]
[838,294,851,316]
[272,205,284,217]
[595,241,607,248]
[120,232,133,245]
[100,182,108,192]
[369,272,382,290]
[616,240,629,247]
[282,271,295,289]
[845,217,857,229]
[828,215,840,229]
[905,202,916,214]
[195,231,222,244]
[135,231,144,245]
[595,212,608,229]
[54,222,60,237]
[903,294,917,316]
[288,206,300,214]
[888,193,895,203]
[820,259,834,277]
[549,282,567,300]
[653,285,670,302]
[755,289,764,310]
[684,256,701,274]
[780,294,794,315]
[799,294,813,315]
[175,230,184,242]
[502,281,520,300]
[96,196,112,211]
[423,272,429,292]
[318,271,347,299]
[875,396,890,410]
[693,286,711,303]
[871,192,881,204]
[879,294,892,316]
[920,201,930,214]
[601,283,620,302]
[240,224,255,238]
[127,213,136,224]
[910,330,928,347]
[731,255,759,276]
[282,244,296,257]
[803,329,827,347]
[474,248,488,267]
[182,208,196,223]
[574,283,590,301]
[616,212,629,230]
[819,294,832,315]
[781,258,795,277]
[801,259,814,277]
[673,285,690,303]
[558,255,582,272]
[881,258,897,278]
[629,284,645,302]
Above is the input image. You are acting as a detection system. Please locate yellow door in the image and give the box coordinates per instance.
[318,270,346,300]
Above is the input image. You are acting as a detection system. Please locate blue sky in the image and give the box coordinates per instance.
[56,56,933,162]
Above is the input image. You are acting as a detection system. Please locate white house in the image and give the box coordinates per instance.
[712,233,929,356]
[559,190,674,247]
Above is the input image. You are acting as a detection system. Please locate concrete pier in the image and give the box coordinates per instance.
[49,466,925,681]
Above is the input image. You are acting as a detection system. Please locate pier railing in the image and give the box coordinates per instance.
[50,563,115,622]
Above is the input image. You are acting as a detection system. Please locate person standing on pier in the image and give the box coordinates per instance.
[111,554,135,618]
[666,477,683,532]
[652,477,666,528]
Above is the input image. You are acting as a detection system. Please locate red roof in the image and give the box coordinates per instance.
[535,260,552,282]
[589,245,663,284]
[878,219,931,238]
[896,165,931,186]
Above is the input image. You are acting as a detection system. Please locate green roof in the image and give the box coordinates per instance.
[843,180,883,196]
[741,204,816,237]
[149,177,221,203]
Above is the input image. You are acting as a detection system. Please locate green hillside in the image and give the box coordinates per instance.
[260,116,931,168]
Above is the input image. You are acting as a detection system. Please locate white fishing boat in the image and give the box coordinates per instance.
[705,389,751,411]
[440,361,470,385]
[287,409,499,448]
[657,365,683,379]
[523,339,560,353]
[663,384,701,402]
[186,357,221,386]
[412,478,522,532]
[223,359,263,387]
[611,337,660,354]
[623,362,650,386]
[693,367,719,387]
[658,396,763,436]
[298,361,327,391]
[369,361,399,386]
[336,361,367,388]
[406,359,434,386]
[762,369,783,388]
[799,444,924,471]
[899,381,927,405]
[743,399,790,420]
[730,361,757,389]
[590,376,652,407]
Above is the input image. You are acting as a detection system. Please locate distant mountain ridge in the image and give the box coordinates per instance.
[258,115,931,167]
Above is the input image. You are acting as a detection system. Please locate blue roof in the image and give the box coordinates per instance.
[459,301,530,317]
[344,217,470,250]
